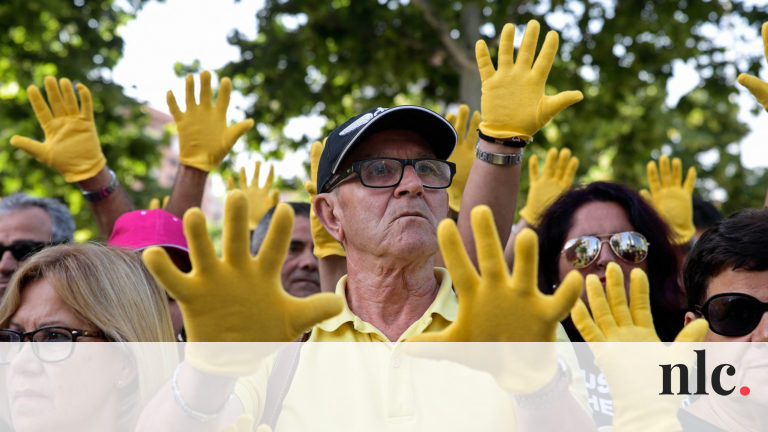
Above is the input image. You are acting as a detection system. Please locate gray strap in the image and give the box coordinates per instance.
[260,342,302,430]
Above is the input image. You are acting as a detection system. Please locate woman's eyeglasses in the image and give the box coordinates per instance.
[696,293,768,337]
[561,231,650,268]
[0,326,108,363]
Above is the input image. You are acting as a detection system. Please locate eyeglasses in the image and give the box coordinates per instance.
[561,231,650,268]
[697,293,768,337]
[0,326,108,363]
[0,240,49,261]
[323,158,456,192]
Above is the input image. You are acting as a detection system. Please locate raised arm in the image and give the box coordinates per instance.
[458,20,583,266]
[10,76,134,238]
[164,71,253,218]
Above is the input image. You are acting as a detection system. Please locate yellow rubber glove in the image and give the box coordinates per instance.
[408,205,583,391]
[571,263,709,432]
[737,22,768,110]
[304,140,346,258]
[445,104,481,213]
[142,191,343,375]
[10,76,106,182]
[148,195,170,210]
[519,147,579,226]
[218,414,255,432]
[167,71,254,172]
[226,161,279,230]
[476,20,583,141]
[640,155,696,245]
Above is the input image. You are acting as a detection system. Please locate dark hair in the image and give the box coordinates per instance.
[692,195,722,230]
[684,208,768,312]
[536,182,685,341]
[250,202,311,254]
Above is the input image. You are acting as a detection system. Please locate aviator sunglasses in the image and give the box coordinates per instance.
[697,293,768,337]
[561,231,650,268]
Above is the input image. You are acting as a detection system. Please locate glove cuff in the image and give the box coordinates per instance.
[63,154,107,183]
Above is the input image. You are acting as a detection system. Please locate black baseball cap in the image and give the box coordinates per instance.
[317,106,457,193]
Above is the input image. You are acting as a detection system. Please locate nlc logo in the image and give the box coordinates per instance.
[660,349,750,396]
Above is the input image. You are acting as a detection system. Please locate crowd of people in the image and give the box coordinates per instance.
[1,18,767,432]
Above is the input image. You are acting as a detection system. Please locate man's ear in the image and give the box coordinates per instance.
[314,193,344,243]
[683,311,698,327]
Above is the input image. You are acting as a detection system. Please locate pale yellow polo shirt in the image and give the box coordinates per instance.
[235,268,590,430]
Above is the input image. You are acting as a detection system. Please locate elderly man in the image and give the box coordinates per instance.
[251,202,320,298]
[0,193,74,292]
[138,20,594,431]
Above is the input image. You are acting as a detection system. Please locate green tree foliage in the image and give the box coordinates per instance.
[220,0,768,214]
[0,0,167,240]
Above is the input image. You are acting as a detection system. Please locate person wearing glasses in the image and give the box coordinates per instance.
[0,242,176,432]
[0,193,74,295]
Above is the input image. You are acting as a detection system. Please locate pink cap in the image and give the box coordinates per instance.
[108,209,188,252]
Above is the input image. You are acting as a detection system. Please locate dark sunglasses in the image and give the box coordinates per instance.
[0,240,50,261]
[697,293,768,337]
[561,231,650,268]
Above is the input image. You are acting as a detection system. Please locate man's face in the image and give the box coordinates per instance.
[330,129,449,261]
[685,268,768,342]
[282,215,320,297]
[0,207,53,292]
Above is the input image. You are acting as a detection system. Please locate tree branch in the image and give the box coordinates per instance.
[412,0,477,74]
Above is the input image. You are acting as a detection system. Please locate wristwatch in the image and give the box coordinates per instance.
[81,169,118,202]
[475,146,523,166]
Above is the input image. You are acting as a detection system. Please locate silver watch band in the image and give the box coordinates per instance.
[475,146,523,166]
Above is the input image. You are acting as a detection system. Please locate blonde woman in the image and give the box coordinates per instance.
[0,243,177,432]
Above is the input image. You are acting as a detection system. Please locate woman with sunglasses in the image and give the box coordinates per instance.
[0,243,176,432]
[536,181,686,343]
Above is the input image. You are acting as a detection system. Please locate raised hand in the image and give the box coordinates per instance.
[738,22,768,110]
[640,154,696,245]
[226,161,279,230]
[445,104,481,213]
[519,147,579,226]
[304,139,346,258]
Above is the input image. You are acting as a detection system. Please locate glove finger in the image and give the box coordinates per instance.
[59,78,78,116]
[226,175,236,191]
[309,141,323,185]
[142,246,190,302]
[497,23,518,70]
[257,203,294,272]
[539,91,583,124]
[199,71,212,106]
[216,77,232,116]
[162,195,170,208]
[763,21,768,61]
[515,20,541,70]
[671,157,683,186]
[44,76,66,117]
[585,274,618,335]
[444,112,456,126]
[510,228,539,294]
[467,110,481,144]
[683,166,697,194]
[289,293,344,337]
[472,205,508,283]
[26,85,53,126]
[571,298,606,343]
[221,190,252,265]
[76,84,94,122]
[167,91,183,122]
[639,189,652,204]
[269,189,279,207]
[474,40,495,83]
[238,167,248,190]
[605,262,632,327]
[234,414,255,432]
[437,218,479,298]
[562,156,579,187]
[554,148,572,178]
[264,164,275,189]
[225,119,254,148]
[532,30,559,80]
[528,154,540,182]
[455,104,469,140]
[737,73,768,106]
[674,318,708,343]
[659,154,672,187]
[550,270,584,323]
[185,73,196,108]
[183,207,218,274]
[10,136,46,159]
[646,161,661,197]
[628,268,653,329]
[149,198,160,210]
[255,424,273,432]
[542,147,558,178]
[304,180,316,196]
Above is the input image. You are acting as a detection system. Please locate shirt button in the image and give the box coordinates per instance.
[391,358,401,368]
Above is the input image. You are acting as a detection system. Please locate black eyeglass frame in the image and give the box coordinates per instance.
[695,292,768,337]
[0,325,109,364]
[322,157,456,193]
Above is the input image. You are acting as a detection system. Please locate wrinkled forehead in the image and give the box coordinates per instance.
[340,129,436,169]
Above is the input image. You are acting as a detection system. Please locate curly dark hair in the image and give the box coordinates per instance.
[536,182,686,342]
